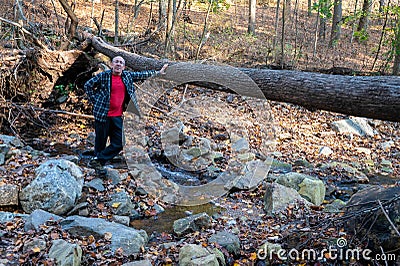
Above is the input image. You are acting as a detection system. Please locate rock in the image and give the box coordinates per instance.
[85,178,105,191]
[23,237,47,253]
[264,183,311,215]
[237,152,255,162]
[293,159,313,168]
[0,211,28,223]
[380,159,393,174]
[226,160,270,191]
[0,134,23,148]
[0,184,19,206]
[107,168,122,185]
[179,244,225,266]
[48,239,82,266]
[208,231,240,255]
[161,127,185,144]
[19,159,84,215]
[24,209,63,231]
[324,199,346,213]
[109,191,136,216]
[0,144,9,165]
[275,172,326,205]
[265,159,292,173]
[231,138,250,153]
[344,186,400,252]
[331,117,375,137]
[61,215,147,255]
[111,215,130,226]
[381,141,394,151]
[173,212,212,236]
[319,146,333,156]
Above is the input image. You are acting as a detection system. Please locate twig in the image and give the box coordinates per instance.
[378,199,400,237]
[0,16,47,49]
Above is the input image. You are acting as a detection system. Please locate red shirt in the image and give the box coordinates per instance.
[108,75,126,117]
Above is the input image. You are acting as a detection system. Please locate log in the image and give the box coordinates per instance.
[87,35,400,122]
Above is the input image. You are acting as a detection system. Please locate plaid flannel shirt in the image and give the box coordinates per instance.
[84,69,157,122]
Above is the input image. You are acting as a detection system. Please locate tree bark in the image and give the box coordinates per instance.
[329,0,342,46]
[357,0,371,33]
[87,35,400,122]
[248,0,256,35]
[58,0,79,39]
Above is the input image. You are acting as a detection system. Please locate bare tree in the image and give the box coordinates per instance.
[114,0,119,44]
[248,0,256,35]
[329,0,342,46]
[58,0,79,39]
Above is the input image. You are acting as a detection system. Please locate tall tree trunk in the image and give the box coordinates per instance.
[329,0,342,46]
[318,0,327,40]
[357,0,371,32]
[196,0,213,60]
[284,0,291,23]
[273,0,280,54]
[165,0,175,55]
[393,21,400,75]
[350,0,359,43]
[248,0,256,35]
[280,0,286,68]
[114,0,119,44]
[87,35,400,122]
[159,0,167,27]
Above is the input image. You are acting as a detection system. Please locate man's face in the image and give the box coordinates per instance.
[111,56,126,75]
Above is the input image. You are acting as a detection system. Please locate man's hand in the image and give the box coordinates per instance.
[160,64,168,74]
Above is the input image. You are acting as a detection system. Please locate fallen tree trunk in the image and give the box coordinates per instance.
[87,35,400,122]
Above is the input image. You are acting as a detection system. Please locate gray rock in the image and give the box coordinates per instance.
[85,178,105,191]
[107,168,121,185]
[331,117,375,137]
[264,183,311,215]
[179,244,225,266]
[324,199,346,213]
[61,215,147,256]
[0,184,19,206]
[0,211,28,223]
[226,160,270,191]
[48,239,82,266]
[0,144,10,165]
[208,231,240,255]
[231,138,250,153]
[381,141,394,151]
[109,191,136,216]
[173,212,212,236]
[319,146,333,156]
[0,134,23,147]
[19,159,84,215]
[23,237,47,253]
[24,209,63,231]
[112,215,130,226]
[275,172,326,205]
[265,159,292,173]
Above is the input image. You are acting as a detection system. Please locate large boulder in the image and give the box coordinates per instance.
[61,215,148,256]
[208,231,240,255]
[344,186,400,253]
[264,183,311,215]
[19,159,84,215]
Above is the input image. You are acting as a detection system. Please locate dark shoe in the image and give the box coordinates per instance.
[89,158,107,177]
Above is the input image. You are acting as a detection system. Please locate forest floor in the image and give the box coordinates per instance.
[0,0,399,265]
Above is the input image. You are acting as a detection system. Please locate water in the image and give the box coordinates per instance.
[130,203,223,234]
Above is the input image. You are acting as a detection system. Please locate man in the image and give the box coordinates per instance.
[84,55,168,176]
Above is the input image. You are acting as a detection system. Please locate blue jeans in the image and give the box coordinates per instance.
[94,116,123,165]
